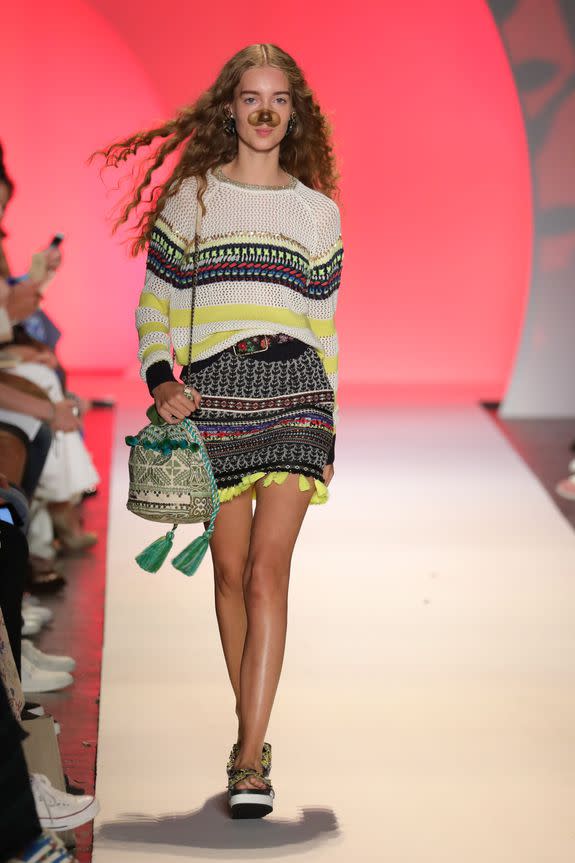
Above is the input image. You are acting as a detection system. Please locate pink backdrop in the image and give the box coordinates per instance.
[2,1,532,401]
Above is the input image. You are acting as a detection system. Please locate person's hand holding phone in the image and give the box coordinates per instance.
[46,234,63,274]
[45,245,62,274]
[30,235,64,296]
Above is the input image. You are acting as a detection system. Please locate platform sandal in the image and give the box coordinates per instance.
[226,741,272,777]
[227,767,275,819]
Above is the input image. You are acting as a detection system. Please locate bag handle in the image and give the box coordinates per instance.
[183,196,203,390]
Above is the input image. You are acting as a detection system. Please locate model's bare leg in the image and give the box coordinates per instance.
[204,486,253,741]
[232,473,314,790]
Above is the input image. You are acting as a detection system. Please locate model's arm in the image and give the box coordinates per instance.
[307,200,343,462]
[135,180,197,396]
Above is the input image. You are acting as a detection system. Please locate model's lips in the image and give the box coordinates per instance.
[255,127,273,135]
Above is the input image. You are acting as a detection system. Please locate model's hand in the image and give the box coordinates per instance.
[323,464,334,486]
[152,381,201,425]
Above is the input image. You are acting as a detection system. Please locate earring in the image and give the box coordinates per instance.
[284,112,297,137]
[223,109,236,136]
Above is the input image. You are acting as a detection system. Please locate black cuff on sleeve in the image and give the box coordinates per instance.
[146,361,177,396]
[326,433,336,465]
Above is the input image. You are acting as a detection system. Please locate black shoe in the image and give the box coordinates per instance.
[64,772,86,795]
[25,564,67,594]
[227,768,274,819]
[24,701,45,716]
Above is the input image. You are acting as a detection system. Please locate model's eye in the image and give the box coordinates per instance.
[244,97,256,104]
[276,98,287,104]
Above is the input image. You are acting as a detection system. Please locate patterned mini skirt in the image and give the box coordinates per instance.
[180,335,335,505]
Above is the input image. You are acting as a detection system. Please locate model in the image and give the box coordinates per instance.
[94,43,343,819]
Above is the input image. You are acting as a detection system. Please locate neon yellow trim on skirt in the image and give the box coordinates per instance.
[218,471,329,505]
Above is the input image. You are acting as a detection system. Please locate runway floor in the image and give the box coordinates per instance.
[88,401,575,863]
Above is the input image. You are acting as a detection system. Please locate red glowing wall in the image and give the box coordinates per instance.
[2,1,532,401]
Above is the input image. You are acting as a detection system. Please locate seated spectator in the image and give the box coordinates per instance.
[0,279,99,566]
[0,147,100,566]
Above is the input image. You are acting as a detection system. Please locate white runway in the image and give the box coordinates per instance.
[93,404,575,863]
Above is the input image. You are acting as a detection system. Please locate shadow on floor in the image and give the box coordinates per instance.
[95,794,340,855]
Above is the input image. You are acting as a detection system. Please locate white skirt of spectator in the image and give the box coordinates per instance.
[0,362,99,501]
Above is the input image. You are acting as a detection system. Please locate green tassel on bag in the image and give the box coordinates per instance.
[171,531,211,577]
[171,502,219,577]
[135,528,177,573]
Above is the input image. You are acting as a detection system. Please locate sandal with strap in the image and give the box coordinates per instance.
[227,767,275,819]
[226,741,272,778]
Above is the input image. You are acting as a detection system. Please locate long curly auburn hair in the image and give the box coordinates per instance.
[89,43,341,257]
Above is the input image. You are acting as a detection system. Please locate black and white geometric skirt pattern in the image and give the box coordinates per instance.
[181,340,335,505]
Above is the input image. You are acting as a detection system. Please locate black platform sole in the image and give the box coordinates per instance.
[228,788,274,819]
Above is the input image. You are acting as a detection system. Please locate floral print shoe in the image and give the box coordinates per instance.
[227,741,271,777]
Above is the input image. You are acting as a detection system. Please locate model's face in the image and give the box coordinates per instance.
[229,65,292,151]
[0,184,10,223]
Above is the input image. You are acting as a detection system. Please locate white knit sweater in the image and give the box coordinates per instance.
[136,165,343,426]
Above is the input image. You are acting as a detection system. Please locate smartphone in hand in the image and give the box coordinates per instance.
[33,234,64,295]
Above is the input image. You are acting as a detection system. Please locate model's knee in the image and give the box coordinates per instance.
[243,556,289,600]
[213,558,245,595]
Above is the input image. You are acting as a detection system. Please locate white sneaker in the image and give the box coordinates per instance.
[30,773,100,831]
[21,656,74,694]
[22,608,49,629]
[22,639,76,673]
[22,600,54,625]
[21,616,42,637]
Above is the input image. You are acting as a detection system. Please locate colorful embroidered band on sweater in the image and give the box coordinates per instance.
[136,165,343,428]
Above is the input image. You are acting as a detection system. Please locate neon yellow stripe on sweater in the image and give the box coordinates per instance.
[165,304,336,336]
[138,291,169,315]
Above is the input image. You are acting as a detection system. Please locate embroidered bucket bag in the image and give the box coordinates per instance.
[126,194,220,575]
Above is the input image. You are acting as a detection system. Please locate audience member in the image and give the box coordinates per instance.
[0,142,100,859]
